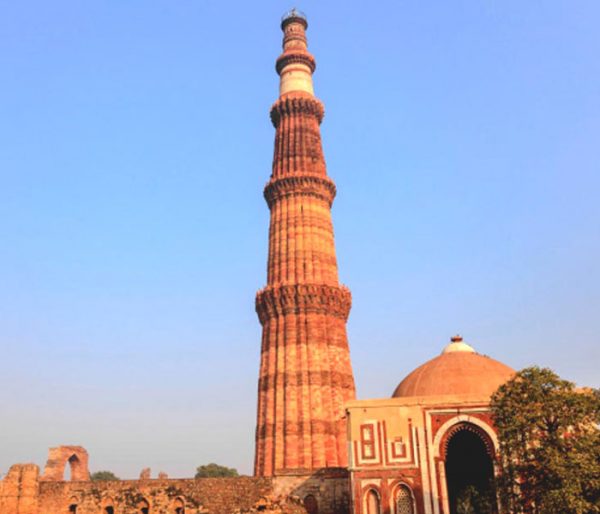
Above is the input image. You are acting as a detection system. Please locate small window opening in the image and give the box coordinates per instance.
[69,505,77,514]
[105,507,114,514]
[303,495,318,514]
[174,498,185,514]
[395,485,414,514]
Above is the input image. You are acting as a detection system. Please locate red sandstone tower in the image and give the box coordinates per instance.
[254,10,356,476]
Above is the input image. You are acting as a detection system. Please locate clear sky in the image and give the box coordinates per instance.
[1,0,598,478]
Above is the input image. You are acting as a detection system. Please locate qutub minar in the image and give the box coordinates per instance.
[254,10,356,476]
[0,10,522,514]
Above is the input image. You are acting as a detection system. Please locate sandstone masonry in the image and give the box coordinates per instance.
[254,9,356,478]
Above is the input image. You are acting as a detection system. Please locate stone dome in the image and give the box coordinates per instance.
[392,336,515,398]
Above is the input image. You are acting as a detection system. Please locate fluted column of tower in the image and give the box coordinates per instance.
[254,11,356,477]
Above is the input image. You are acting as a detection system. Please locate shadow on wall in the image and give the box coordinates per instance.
[272,467,352,514]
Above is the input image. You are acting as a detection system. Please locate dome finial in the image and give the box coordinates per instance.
[442,335,475,354]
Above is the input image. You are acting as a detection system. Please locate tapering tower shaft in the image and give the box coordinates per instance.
[254,11,356,477]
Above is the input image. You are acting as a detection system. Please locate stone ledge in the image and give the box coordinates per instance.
[256,284,351,324]
[264,175,336,208]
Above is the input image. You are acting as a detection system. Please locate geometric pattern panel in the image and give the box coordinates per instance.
[395,485,413,514]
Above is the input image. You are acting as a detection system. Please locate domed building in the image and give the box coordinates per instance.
[346,336,514,514]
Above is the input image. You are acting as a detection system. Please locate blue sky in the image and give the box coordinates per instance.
[1,1,598,477]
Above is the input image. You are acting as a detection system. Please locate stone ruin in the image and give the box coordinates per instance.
[0,446,347,514]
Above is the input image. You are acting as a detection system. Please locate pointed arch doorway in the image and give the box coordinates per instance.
[443,423,497,514]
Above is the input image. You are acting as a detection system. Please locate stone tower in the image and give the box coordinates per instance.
[254,10,356,477]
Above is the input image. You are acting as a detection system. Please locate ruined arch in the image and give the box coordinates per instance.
[41,446,90,482]
[65,454,80,481]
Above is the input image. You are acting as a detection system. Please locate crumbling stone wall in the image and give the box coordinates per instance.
[0,447,348,514]
[235,495,308,514]
[0,464,40,514]
[273,469,351,514]
[0,466,349,514]
[0,470,275,514]
[37,476,274,514]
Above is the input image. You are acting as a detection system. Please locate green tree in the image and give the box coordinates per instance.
[194,463,238,478]
[90,470,120,481]
[490,366,600,514]
[455,484,495,514]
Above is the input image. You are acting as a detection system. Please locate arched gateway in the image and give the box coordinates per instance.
[443,423,497,514]
[347,336,514,514]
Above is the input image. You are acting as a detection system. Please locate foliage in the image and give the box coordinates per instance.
[490,366,600,514]
[90,470,120,481]
[194,462,239,478]
[455,484,495,514]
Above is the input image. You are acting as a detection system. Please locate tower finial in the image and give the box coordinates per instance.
[276,9,315,96]
[281,8,308,28]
